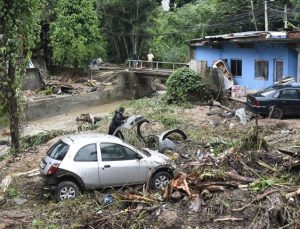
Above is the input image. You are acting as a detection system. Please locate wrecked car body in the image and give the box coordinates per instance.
[112,115,188,153]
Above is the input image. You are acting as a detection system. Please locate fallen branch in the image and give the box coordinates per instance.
[206,185,226,192]
[214,217,243,222]
[212,100,234,113]
[231,189,278,212]
[285,187,300,199]
[277,149,299,158]
[197,181,239,190]
[226,171,256,183]
[257,160,278,172]
[116,194,158,204]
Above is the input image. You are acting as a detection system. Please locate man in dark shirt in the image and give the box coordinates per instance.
[108,107,128,139]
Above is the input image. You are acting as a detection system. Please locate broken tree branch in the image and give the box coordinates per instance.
[197,181,239,190]
[277,149,299,158]
[212,100,234,113]
[214,217,243,222]
[285,187,300,199]
[231,189,278,212]
[226,171,256,183]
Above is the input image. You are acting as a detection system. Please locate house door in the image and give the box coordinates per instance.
[274,60,284,82]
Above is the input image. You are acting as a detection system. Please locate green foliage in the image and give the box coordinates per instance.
[50,0,106,67]
[8,188,22,198]
[0,0,44,153]
[21,130,70,150]
[149,0,226,62]
[44,86,54,95]
[97,0,158,62]
[165,67,211,104]
[239,131,269,151]
[250,178,274,192]
[152,113,182,128]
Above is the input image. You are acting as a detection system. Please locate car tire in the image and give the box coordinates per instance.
[270,107,283,119]
[54,181,80,201]
[150,171,172,189]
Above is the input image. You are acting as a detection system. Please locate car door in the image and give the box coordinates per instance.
[99,142,149,187]
[277,89,300,115]
[71,143,101,189]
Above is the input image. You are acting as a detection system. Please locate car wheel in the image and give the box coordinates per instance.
[54,181,80,201]
[270,107,283,119]
[151,171,172,189]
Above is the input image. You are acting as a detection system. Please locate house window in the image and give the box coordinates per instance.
[255,60,269,80]
[230,59,242,76]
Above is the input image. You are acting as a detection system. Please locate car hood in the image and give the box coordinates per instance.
[143,148,175,165]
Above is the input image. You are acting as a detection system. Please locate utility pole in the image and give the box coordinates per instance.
[250,0,258,31]
[284,4,288,29]
[264,1,268,31]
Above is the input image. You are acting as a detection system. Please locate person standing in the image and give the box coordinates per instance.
[108,107,128,139]
[133,52,139,68]
[147,51,154,70]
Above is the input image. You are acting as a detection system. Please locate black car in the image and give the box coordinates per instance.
[246,83,300,119]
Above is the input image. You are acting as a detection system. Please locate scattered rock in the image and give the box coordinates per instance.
[158,209,178,228]
[14,198,28,205]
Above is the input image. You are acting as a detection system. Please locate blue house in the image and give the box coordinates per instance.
[189,31,300,91]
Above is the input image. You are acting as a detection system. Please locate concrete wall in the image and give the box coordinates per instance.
[25,71,153,121]
[195,43,298,90]
[23,68,45,91]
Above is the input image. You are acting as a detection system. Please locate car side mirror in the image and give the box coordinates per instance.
[136,153,143,160]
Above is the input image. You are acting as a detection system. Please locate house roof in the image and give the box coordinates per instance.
[189,31,300,46]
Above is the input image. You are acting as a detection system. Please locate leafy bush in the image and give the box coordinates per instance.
[165,67,211,104]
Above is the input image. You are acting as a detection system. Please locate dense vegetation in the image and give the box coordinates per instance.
[40,0,300,66]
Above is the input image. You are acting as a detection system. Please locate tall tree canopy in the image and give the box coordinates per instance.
[97,0,158,62]
[0,0,43,153]
[50,0,106,67]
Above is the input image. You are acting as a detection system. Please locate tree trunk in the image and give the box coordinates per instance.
[7,60,20,154]
[109,24,121,63]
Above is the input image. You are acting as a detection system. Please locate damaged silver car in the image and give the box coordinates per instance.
[40,133,175,201]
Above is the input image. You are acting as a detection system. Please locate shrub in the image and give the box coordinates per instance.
[165,67,211,104]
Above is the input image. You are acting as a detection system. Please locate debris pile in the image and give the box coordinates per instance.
[79,141,300,228]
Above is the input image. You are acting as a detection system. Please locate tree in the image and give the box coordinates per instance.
[50,0,106,67]
[150,0,223,62]
[97,0,158,62]
[0,0,43,153]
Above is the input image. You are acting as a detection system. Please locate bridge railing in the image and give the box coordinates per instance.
[128,60,189,71]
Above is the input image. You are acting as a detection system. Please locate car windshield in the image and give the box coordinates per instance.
[47,140,70,161]
[257,86,277,97]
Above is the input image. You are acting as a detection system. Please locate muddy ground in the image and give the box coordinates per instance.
[1,93,300,228]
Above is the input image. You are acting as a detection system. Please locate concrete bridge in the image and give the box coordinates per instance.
[25,61,188,121]
[128,60,188,80]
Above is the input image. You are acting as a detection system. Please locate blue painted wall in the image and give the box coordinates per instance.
[195,43,298,90]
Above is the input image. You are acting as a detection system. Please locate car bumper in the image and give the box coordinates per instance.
[40,173,59,188]
[246,103,269,116]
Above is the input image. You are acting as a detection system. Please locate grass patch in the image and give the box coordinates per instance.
[21,130,72,150]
